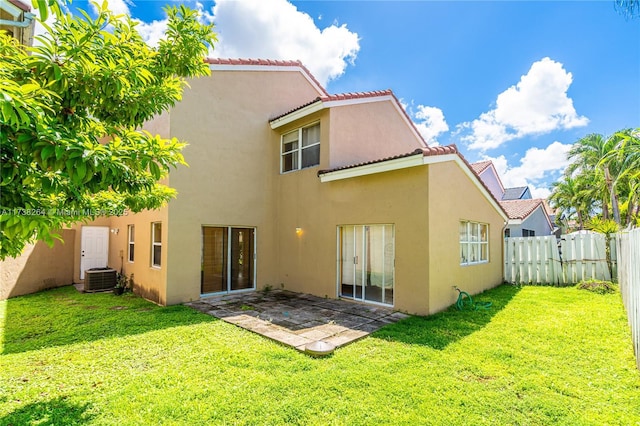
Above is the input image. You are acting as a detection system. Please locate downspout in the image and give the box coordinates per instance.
[0,11,35,28]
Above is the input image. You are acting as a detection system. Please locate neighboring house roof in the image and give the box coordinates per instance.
[470,160,492,175]
[500,199,544,220]
[500,198,554,233]
[502,186,529,200]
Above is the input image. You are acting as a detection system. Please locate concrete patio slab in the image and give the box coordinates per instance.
[185,290,408,354]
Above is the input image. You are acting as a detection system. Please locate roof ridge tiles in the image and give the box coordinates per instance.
[206,58,328,96]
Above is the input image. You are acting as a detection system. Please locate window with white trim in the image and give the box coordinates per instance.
[127,225,135,262]
[281,122,320,173]
[460,220,489,265]
[151,222,162,268]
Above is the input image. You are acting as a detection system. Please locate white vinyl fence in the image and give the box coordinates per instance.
[617,228,640,370]
[504,233,617,285]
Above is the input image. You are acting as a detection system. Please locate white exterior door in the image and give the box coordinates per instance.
[80,226,109,279]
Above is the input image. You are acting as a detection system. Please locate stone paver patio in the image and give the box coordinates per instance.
[186,290,409,354]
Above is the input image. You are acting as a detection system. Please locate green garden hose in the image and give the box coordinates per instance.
[455,288,492,311]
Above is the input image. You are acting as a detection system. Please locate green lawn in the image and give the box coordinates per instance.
[1,285,638,425]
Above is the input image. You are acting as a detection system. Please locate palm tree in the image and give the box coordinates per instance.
[549,174,593,230]
[601,128,640,225]
[568,133,623,224]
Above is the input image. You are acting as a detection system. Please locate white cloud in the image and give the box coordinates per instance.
[461,57,588,151]
[413,105,449,146]
[135,19,168,48]
[483,141,572,199]
[209,0,360,86]
[90,0,131,17]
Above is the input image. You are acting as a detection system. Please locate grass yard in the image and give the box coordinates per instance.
[1,284,638,425]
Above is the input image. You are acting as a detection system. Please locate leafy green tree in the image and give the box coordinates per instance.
[0,2,216,259]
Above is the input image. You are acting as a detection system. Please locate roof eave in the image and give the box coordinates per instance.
[270,100,324,129]
[318,153,425,183]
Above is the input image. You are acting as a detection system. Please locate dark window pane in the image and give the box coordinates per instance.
[129,244,134,262]
[301,145,320,168]
[282,152,297,172]
[153,246,161,266]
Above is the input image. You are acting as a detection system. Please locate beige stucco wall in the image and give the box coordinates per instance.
[163,68,324,305]
[109,209,168,305]
[426,161,506,314]
[328,101,424,168]
[276,163,432,315]
[1,229,75,299]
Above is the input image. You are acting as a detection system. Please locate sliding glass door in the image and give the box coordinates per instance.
[202,226,255,294]
[339,225,394,306]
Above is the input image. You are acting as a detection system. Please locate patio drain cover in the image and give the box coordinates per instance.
[304,340,335,357]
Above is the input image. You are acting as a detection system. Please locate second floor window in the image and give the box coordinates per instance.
[281,122,320,173]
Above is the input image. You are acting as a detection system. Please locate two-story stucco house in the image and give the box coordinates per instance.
[3,59,508,315]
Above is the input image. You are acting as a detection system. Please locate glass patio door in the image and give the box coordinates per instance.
[339,225,394,306]
[202,226,255,294]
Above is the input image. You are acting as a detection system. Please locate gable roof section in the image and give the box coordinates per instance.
[502,186,529,200]
[318,145,508,221]
[470,160,492,175]
[500,199,543,219]
[500,199,553,230]
[470,160,505,195]
[269,90,427,148]
[206,58,328,97]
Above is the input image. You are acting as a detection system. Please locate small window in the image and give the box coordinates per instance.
[460,220,489,265]
[522,229,535,237]
[127,225,135,262]
[281,123,320,173]
[151,222,162,268]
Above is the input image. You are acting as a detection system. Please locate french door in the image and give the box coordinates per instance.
[339,225,394,306]
[201,226,256,294]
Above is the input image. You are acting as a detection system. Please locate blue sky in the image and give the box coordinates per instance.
[58,0,639,198]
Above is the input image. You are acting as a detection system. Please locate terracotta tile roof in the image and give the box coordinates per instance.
[317,145,458,176]
[205,58,328,96]
[322,89,393,102]
[317,148,425,176]
[500,199,545,220]
[317,144,509,218]
[269,90,395,122]
[470,160,492,175]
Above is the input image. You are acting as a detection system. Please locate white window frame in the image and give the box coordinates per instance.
[460,220,489,266]
[151,222,162,268]
[280,122,320,173]
[127,225,135,263]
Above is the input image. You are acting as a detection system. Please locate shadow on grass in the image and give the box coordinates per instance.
[1,286,216,355]
[0,397,95,425]
[371,284,521,350]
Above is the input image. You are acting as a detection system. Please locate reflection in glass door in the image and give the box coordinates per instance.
[339,225,394,306]
[202,226,255,294]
